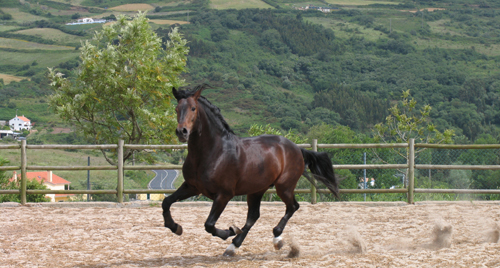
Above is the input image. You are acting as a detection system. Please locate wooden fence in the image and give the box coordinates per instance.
[1,139,500,205]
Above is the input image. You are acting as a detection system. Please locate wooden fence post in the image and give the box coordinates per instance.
[408,138,415,204]
[20,139,27,205]
[117,140,124,203]
[311,139,318,204]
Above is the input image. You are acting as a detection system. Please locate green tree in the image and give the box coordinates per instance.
[48,12,189,165]
[374,90,454,145]
[374,90,455,186]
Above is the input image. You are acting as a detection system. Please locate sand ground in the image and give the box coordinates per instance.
[1,201,500,267]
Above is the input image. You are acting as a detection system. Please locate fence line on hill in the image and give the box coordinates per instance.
[1,139,500,205]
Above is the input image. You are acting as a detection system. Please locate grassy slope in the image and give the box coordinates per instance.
[0,37,75,50]
[210,0,273,9]
[305,17,390,41]
[14,28,85,43]
[0,98,59,124]
[324,0,401,5]
[0,49,78,67]
[0,8,46,22]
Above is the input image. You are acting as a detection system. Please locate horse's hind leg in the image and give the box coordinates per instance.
[224,191,265,257]
[273,187,300,250]
[162,182,199,235]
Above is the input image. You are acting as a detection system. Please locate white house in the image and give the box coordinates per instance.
[66,18,106,25]
[9,115,31,131]
[78,18,94,23]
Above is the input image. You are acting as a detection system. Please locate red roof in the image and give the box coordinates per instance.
[17,116,30,122]
[13,171,70,185]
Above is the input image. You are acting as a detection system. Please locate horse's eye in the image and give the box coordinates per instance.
[191,107,196,111]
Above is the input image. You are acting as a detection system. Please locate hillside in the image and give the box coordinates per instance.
[177,4,500,142]
[1,0,500,143]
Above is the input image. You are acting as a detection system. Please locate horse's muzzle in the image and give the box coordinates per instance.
[175,127,189,142]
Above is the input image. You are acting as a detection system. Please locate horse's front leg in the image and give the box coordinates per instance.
[204,194,236,240]
[162,182,199,235]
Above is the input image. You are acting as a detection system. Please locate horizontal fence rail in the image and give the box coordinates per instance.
[333,164,408,170]
[1,139,499,205]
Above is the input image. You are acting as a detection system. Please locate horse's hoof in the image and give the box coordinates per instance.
[230,225,243,235]
[223,249,235,257]
[273,236,284,250]
[223,244,237,257]
[175,225,183,236]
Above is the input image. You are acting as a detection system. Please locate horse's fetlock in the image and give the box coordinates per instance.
[273,227,283,237]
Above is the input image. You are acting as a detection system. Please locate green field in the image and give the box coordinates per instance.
[0,25,22,31]
[374,16,420,32]
[210,0,273,9]
[0,8,46,22]
[0,37,75,50]
[0,98,59,124]
[64,23,105,31]
[415,37,500,57]
[305,17,389,41]
[14,28,85,44]
[45,0,87,5]
[0,49,78,67]
[47,8,93,17]
[427,19,467,37]
[325,0,400,5]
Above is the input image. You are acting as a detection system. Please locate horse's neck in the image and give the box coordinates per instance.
[187,107,228,158]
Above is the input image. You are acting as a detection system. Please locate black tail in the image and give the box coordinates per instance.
[301,148,340,199]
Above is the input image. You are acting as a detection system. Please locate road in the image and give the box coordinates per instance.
[148,170,179,190]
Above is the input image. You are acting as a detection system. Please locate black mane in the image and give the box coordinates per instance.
[175,84,235,136]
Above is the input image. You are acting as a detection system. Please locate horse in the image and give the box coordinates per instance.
[162,84,340,257]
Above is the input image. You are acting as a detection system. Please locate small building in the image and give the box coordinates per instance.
[11,171,73,202]
[9,115,31,131]
[0,130,18,139]
[66,18,106,25]
[296,5,338,13]
[78,18,94,23]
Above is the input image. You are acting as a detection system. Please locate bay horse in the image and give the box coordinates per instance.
[162,84,340,257]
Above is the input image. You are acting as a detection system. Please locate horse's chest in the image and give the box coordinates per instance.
[183,156,237,195]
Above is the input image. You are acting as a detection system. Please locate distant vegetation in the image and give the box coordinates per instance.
[2,0,499,141]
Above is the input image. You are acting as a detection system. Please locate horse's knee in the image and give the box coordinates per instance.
[162,197,172,211]
[205,222,215,234]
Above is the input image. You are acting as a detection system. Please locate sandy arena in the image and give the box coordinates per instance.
[1,201,500,267]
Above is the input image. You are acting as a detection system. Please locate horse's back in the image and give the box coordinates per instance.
[235,135,304,190]
[240,134,302,158]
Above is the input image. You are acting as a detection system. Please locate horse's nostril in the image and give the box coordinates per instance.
[182,128,188,134]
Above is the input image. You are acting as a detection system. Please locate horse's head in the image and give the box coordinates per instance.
[172,86,205,142]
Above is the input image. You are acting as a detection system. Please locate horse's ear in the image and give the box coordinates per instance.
[172,87,180,101]
[192,85,205,101]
